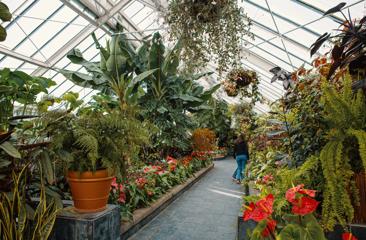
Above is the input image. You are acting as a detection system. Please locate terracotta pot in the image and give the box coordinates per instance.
[67,169,114,213]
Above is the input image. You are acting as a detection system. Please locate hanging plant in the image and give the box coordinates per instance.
[0,1,12,41]
[165,0,253,74]
[222,67,262,104]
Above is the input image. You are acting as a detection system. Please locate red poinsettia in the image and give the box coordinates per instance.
[262,219,277,237]
[342,232,358,240]
[243,194,274,222]
[285,184,316,204]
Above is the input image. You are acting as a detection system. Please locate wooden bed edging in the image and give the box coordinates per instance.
[120,163,215,240]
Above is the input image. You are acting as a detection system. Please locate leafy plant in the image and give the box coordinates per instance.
[0,1,11,41]
[134,32,220,154]
[61,32,156,111]
[191,128,216,151]
[0,166,60,240]
[314,76,366,230]
[193,99,232,147]
[223,67,262,104]
[46,109,152,179]
[310,2,366,80]
[244,186,326,240]
[0,68,56,131]
[165,0,253,73]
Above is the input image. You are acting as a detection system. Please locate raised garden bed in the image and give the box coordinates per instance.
[120,163,214,240]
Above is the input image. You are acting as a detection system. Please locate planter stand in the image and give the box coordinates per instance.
[52,204,120,240]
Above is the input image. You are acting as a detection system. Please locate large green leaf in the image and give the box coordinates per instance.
[39,151,54,184]
[0,26,6,42]
[0,159,11,168]
[278,224,302,240]
[61,70,106,90]
[200,84,220,101]
[129,68,158,89]
[149,32,165,82]
[162,39,182,76]
[0,2,11,21]
[172,94,203,102]
[0,141,21,158]
[67,49,85,64]
[191,71,213,80]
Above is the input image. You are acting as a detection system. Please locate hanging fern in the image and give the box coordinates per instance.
[316,75,366,230]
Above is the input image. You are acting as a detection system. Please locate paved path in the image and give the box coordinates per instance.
[128,158,243,240]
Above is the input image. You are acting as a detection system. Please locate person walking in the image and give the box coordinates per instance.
[232,135,249,184]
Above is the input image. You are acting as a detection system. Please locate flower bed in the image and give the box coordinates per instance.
[109,151,213,220]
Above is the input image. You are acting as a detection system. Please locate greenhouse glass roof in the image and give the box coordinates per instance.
[1,0,365,113]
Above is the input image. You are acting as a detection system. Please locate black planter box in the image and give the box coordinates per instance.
[325,224,366,240]
[51,204,120,240]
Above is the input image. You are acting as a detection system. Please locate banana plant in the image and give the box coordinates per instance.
[134,32,220,153]
[61,32,157,110]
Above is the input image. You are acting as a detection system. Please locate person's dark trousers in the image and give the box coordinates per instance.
[233,154,248,181]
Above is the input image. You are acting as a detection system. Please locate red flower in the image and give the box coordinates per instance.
[286,184,316,204]
[143,166,151,173]
[166,156,177,164]
[261,219,276,237]
[291,196,319,216]
[136,177,147,189]
[169,164,176,172]
[147,190,154,197]
[243,194,274,222]
[111,177,124,191]
[111,177,118,188]
[342,232,358,240]
[118,191,126,204]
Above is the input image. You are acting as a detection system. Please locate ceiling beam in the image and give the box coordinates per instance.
[0,45,50,68]
[31,0,131,76]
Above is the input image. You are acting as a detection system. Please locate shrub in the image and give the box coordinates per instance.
[191,128,216,151]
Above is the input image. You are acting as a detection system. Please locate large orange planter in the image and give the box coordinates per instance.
[67,169,114,213]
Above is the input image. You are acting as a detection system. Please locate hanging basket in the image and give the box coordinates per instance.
[188,0,228,22]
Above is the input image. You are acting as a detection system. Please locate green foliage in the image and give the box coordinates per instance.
[47,109,152,179]
[165,0,253,74]
[136,32,219,154]
[0,166,60,240]
[0,68,55,131]
[0,1,11,41]
[193,99,232,147]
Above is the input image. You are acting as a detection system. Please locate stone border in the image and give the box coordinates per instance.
[120,163,214,240]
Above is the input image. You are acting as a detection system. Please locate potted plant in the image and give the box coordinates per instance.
[47,109,145,213]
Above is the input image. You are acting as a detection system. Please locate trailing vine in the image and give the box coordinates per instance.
[165,0,253,74]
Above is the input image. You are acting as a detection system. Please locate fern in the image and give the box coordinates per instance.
[316,75,366,230]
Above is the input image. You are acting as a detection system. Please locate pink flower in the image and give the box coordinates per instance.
[136,177,147,189]
[118,192,126,203]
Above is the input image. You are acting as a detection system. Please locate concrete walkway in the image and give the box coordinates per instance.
[128,158,243,240]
